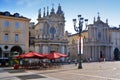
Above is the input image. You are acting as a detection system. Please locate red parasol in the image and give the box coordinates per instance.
[16,52,45,59]
[45,52,67,59]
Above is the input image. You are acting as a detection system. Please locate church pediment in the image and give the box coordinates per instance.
[94,20,108,27]
[94,20,107,25]
[93,13,109,27]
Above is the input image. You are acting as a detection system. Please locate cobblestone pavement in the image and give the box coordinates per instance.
[28,61,120,80]
[0,67,61,80]
[1,61,120,80]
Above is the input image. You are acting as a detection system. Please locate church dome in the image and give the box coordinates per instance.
[56,4,64,15]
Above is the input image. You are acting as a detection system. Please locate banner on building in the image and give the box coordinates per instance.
[77,37,83,55]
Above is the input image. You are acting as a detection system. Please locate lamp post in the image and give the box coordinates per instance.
[73,15,88,69]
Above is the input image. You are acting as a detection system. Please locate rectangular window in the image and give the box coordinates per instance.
[4,33,8,41]
[15,34,19,42]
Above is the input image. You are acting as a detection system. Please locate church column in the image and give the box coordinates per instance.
[60,45,65,61]
[43,45,48,53]
[87,46,89,60]
[89,46,91,60]
[87,46,90,60]
[97,46,99,60]
[48,44,50,53]
[65,45,68,54]
[106,28,108,41]
[92,46,94,61]
[61,45,65,53]
[58,44,61,52]
[89,27,92,39]
[102,29,105,41]
[94,46,96,61]
[90,46,92,61]
[90,46,92,60]
[106,46,108,60]
[38,45,42,53]
[106,46,109,60]
[96,46,98,61]
[108,46,110,60]
[98,46,100,59]
[96,46,98,60]
[35,44,39,53]
[107,46,110,60]
[85,46,90,60]
[94,45,96,61]
[88,46,91,60]
[107,46,109,60]
[63,45,66,53]
[93,28,95,41]
[58,44,62,53]
[110,46,113,60]
[105,46,107,60]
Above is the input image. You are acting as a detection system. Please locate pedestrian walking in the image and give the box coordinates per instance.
[74,59,77,66]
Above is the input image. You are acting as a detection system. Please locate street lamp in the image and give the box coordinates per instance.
[73,15,88,69]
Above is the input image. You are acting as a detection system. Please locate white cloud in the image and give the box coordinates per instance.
[17,0,42,7]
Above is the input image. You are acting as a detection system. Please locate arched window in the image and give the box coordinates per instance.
[15,22,19,28]
[4,21,9,27]
[50,27,56,39]
[4,33,9,41]
[98,32,101,39]
[15,34,19,42]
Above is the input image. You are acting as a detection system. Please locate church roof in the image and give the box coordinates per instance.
[56,4,64,15]
[0,11,28,19]
[93,13,108,27]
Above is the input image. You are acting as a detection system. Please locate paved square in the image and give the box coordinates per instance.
[1,61,120,80]
[17,74,46,80]
[29,61,120,80]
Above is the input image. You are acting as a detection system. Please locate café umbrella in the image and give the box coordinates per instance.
[45,52,67,59]
[16,52,45,59]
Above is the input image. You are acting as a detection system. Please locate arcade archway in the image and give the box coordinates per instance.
[10,46,22,56]
[114,48,120,60]
[0,47,2,57]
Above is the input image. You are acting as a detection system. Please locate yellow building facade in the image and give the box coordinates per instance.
[0,11,30,65]
[68,31,87,60]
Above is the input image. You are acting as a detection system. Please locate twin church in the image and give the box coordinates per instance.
[0,4,68,65]
[0,4,120,65]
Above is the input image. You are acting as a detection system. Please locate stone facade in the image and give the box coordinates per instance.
[68,34,79,60]
[83,15,112,61]
[109,27,120,60]
[68,15,120,62]
[0,11,30,60]
[34,4,68,61]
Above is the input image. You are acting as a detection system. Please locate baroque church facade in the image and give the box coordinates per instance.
[83,15,113,61]
[34,4,68,58]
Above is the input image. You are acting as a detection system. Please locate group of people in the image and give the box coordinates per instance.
[68,59,78,66]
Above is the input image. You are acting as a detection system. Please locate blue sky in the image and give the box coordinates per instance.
[0,0,120,34]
